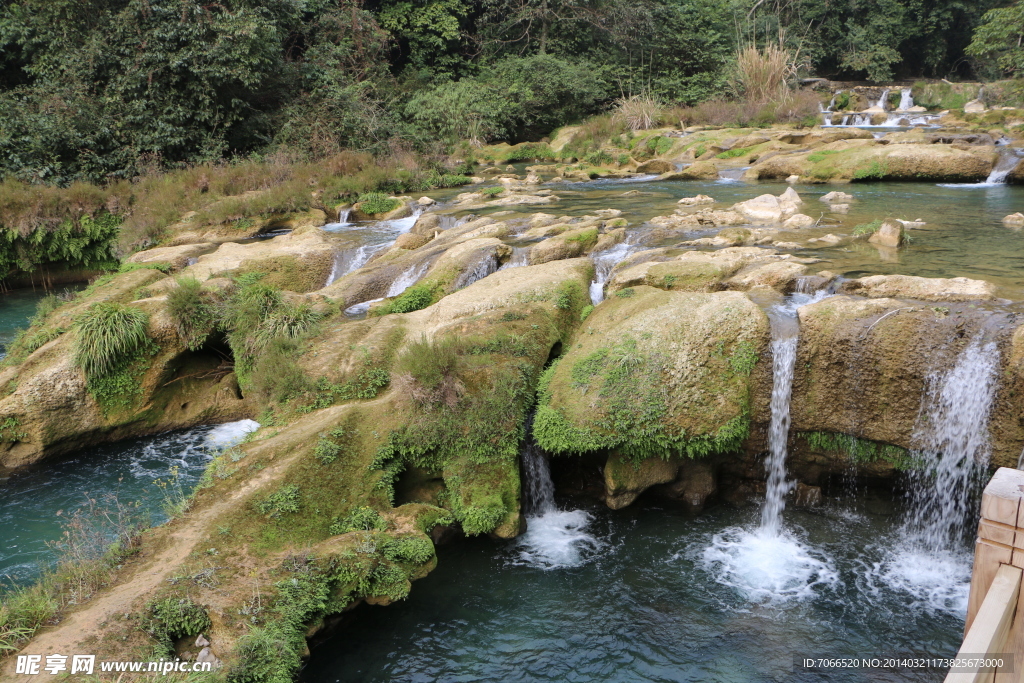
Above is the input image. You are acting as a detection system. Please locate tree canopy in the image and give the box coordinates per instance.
[0,0,1011,183]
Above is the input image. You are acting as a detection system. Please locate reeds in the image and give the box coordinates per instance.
[73,303,151,378]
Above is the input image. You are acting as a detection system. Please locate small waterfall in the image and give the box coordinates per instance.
[453,253,499,290]
[521,441,556,515]
[325,253,343,287]
[498,247,530,271]
[588,242,633,305]
[865,336,1001,613]
[702,290,838,602]
[897,87,913,111]
[324,243,389,287]
[984,148,1021,185]
[338,207,352,224]
[873,88,891,110]
[386,261,430,298]
[903,337,1000,550]
[759,316,800,536]
[515,427,601,569]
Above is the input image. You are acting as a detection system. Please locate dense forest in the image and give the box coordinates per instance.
[0,0,1020,184]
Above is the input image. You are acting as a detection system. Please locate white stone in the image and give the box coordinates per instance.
[1003,212,1024,227]
[829,203,850,213]
[782,214,816,229]
[820,190,854,203]
[416,196,435,206]
[677,194,715,206]
[732,194,783,223]
[786,174,800,183]
[964,99,987,113]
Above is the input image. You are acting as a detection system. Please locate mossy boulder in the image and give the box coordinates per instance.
[529,226,601,265]
[534,287,769,464]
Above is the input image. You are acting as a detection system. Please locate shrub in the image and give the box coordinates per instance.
[394,335,463,408]
[313,428,346,465]
[357,192,401,215]
[167,277,218,351]
[149,597,211,641]
[481,186,504,196]
[382,537,434,564]
[73,303,150,379]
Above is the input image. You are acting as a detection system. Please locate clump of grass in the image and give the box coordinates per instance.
[256,485,301,519]
[732,44,794,104]
[481,186,504,196]
[357,192,401,215]
[167,277,218,351]
[615,95,663,131]
[330,506,387,534]
[73,303,151,379]
[375,282,436,316]
[393,335,464,409]
[853,219,883,236]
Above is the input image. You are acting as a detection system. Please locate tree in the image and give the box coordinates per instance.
[967,1,1024,76]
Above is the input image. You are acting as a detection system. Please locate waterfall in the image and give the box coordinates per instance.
[453,253,499,290]
[701,290,838,602]
[515,425,601,569]
[338,208,352,224]
[759,326,799,536]
[521,441,556,515]
[864,336,1000,613]
[984,148,1021,185]
[873,88,891,110]
[497,247,530,271]
[903,337,1000,551]
[897,87,914,111]
[588,242,633,305]
[386,261,430,298]
[324,243,388,287]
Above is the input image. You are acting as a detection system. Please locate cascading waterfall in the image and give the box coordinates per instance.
[337,207,352,224]
[452,253,499,290]
[387,261,430,298]
[324,243,389,287]
[701,290,838,602]
[897,87,914,111]
[938,147,1022,188]
[497,247,530,271]
[588,241,633,305]
[873,88,891,110]
[516,430,601,569]
[865,337,1000,612]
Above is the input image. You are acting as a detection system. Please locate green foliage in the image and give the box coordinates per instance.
[727,341,759,376]
[376,283,437,315]
[329,506,386,534]
[967,2,1024,76]
[481,186,504,196]
[853,219,884,236]
[584,150,614,166]
[803,431,914,469]
[167,277,217,351]
[580,304,594,321]
[313,428,347,465]
[357,193,401,215]
[615,287,636,298]
[0,213,120,282]
[428,172,471,188]
[853,161,888,181]
[256,485,301,519]
[148,597,211,643]
[73,303,150,379]
[382,536,434,564]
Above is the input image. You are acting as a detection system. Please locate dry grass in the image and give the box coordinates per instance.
[733,44,795,104]
[614,95,664,131]
[673,89,820,128]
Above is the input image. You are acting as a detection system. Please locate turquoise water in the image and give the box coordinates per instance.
[0,289,49,358]
[302,499,965,683]
[0,421,257,583]
[428,173,1024,299]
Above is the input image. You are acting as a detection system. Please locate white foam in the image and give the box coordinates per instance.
[514,509,603,570]
[205,419,260,449]
[701,526,839,603]
[861,543,971,614]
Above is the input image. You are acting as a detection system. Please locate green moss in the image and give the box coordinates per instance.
[715,145,756,159]
[807,150,841,163]
[727,340,758,376]
[382,536,434,564]
[615,287,635,298]
[802,431,915,469]
[481,186,504,196]
[118,261,171,274]
[579,304,594,321]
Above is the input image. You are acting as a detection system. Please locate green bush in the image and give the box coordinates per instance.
[313,428,346,465]
[148,597,211,641]
[382,536,434,564]
[481,186,504,196]
[853,219,883,236]
[73,303,151,379]
[357,192,401,215]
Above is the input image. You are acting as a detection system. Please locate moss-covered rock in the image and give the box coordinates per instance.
[534,287,769,463]
[529,226,601,265]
